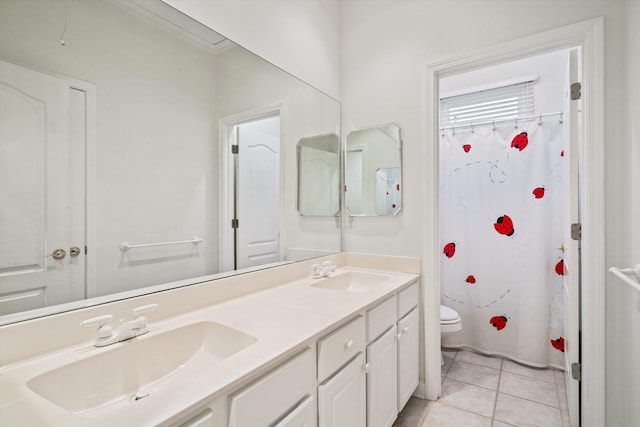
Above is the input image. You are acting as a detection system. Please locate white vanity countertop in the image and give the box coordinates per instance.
[0,266,419,426]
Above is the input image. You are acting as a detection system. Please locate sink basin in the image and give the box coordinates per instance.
[26,321,256,414]
[310,272,391,292]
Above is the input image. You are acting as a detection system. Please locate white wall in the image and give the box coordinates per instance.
[340,0,630,425]
[610,1,640,425]
[0,0,218,296]
[629,0,640,267]
[161,0,342,100]
[440,49,570,116]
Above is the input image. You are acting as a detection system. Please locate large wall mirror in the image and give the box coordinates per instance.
[0,0,341,324]
[345,124,402,216]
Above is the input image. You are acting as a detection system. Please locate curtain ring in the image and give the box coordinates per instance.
[470,123,474,133]
[538,114,543,125]
[451,125,455,136]
[515,117,519,129]
[492,121,496,131]
[559,112,564,124]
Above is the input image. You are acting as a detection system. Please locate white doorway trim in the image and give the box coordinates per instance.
[423,17,604,426]
[66,78,97,299]
[218,103,286,271]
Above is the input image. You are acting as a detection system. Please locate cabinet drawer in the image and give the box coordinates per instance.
[317,316,365,382]
[229,348,313,427]
[367,296,396,342]
[397,282,418,318]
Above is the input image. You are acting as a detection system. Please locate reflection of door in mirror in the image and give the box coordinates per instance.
[0,60,86,315]
[234,115,281,270]
[345,149,364,215]
[297,134,340,216]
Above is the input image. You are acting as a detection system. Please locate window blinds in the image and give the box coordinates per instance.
[440,81,535,130]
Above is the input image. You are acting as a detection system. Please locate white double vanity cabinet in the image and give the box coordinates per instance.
[180,280,419,427]
[0,256,421,427]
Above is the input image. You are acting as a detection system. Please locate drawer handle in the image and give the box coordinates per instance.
[345,340,354,350]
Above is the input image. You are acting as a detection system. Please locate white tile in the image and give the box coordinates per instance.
[421,402,492,427]
[492,421,517,427]
[442,352,455,374]
[499,371,559,407]
[494,393,562,427]
[456,350,502,369]
[553,369,566,385]
[393,397,431,427]
[447,360,500,390]
[439,378,496,418]
[442,348,458,359]
[502,359,556,383]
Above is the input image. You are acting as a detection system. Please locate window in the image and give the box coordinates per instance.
[440,81,535,131]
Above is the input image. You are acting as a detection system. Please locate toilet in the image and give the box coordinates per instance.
[440,305,463,365]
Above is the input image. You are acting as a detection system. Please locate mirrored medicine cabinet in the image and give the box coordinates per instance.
[345,124,403,216]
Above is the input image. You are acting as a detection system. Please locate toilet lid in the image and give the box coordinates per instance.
[440,305,460,322]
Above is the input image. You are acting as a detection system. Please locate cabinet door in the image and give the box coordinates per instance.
[178,409,214,427]
[274,396,315,427]
[397,307,419,410]
[318,353,366,427]
[367,326,398,427]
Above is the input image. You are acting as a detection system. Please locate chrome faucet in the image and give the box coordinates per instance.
[81,304,158,347]
[312,261,336,279]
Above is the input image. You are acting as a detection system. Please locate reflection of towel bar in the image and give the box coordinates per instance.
[120,236,203,252]
[609,264,640,293]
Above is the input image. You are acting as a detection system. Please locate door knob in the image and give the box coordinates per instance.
[70,246,81,257]
[52,249,66,260]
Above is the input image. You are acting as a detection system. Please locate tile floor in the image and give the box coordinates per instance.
[393,348,570,427]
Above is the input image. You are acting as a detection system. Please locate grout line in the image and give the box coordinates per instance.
[498,390,564,410]
[442,376,500,393]
[491,357,504,424]
[442,348,457,376]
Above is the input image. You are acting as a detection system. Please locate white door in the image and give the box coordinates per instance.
[397,307,420,410]
[563,48,581,427]
[367,326,398,427]
[236,116,280,269]
[318,353,366,427]
[0,60,74,315]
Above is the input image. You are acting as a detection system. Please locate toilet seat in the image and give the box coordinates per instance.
[440,305,462,333]
[440,305,460,323]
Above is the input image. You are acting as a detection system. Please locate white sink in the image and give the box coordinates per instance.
[310,272,391,292]
[26,321,257,414]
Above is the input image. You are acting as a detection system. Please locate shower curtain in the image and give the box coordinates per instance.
[440,120,565,368]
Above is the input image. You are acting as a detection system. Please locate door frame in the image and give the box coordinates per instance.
[422,17,604,426]
[66,77,97,299]
[218,103,286,271]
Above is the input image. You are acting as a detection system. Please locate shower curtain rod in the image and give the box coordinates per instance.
[440,111,564,132]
